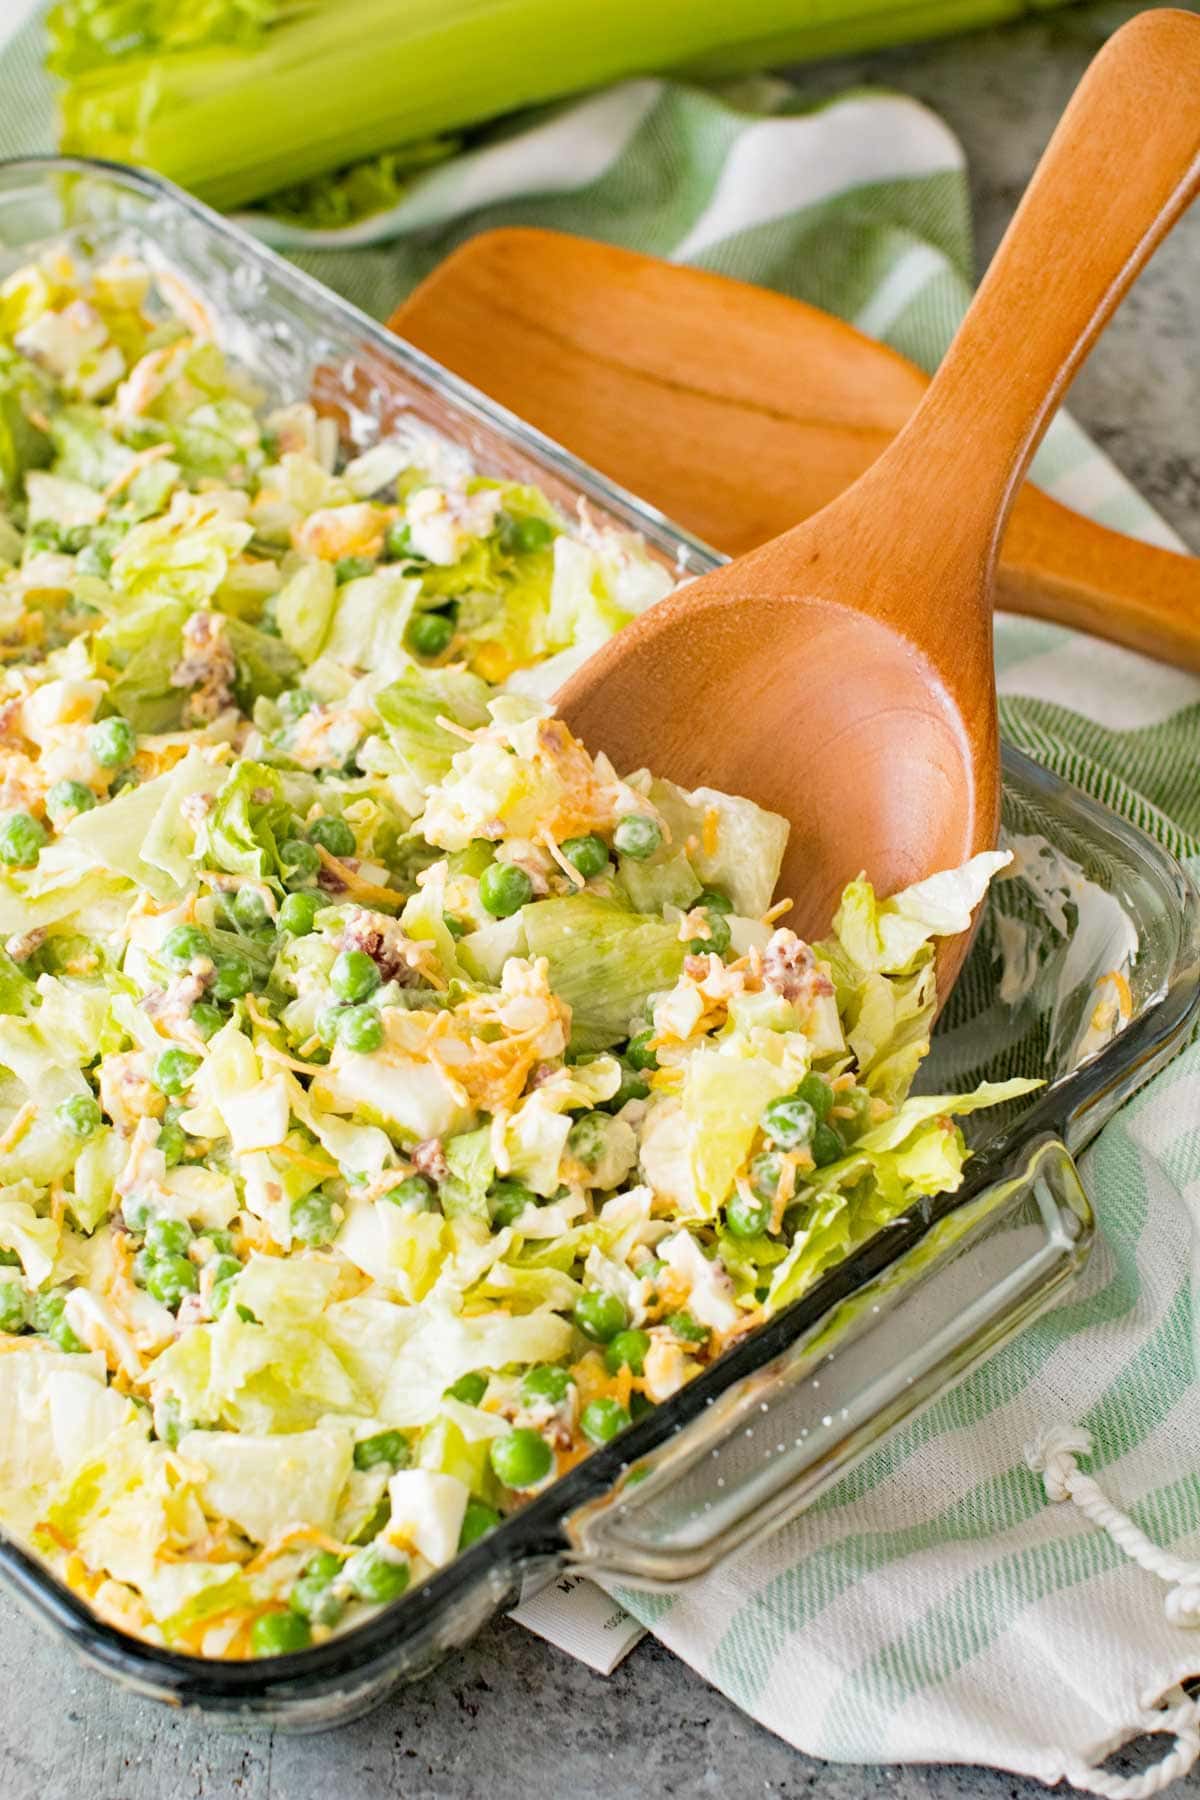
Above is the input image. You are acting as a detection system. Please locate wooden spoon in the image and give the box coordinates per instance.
[391,198,1200,676]
[534,8,1200,996]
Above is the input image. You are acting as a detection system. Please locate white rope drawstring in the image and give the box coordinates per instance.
[1025,1427,1200,1798]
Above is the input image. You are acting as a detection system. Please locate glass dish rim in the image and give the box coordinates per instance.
[0,153,1195,1703]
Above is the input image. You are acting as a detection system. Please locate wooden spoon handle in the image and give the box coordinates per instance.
[818,6,1200,650]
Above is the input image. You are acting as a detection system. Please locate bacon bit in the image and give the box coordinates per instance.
[0,1100,37,1154]
[313,844,403,914]
[411,1137,448,1184]
[701,806,720,859]
[100,439,174,502]
[761,897,794,925]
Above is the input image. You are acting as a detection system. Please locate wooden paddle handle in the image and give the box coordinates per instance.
[858,6,1200,623]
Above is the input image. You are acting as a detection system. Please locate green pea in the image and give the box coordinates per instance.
[316,1004,351,1047]
[580,1397,631,1446]
[56,1093,101,1137]
[446,1370,488,1406]
[0,811,46,867]
[626,1030,659,1072]
[725,1189,773,1238]
[501,514,555,555]
[604,1329,650,1376]
[811,1121,846,1167]
[208,1255,241,1287]
[521,1364,571,1406]
[132,1247,157,1286]
[353,1429,411,1472]
[146,1253,199,1309]
[279,838,320,887]
[330,948,381,1003]
[334,554,375,584]
[666,1309,708,1345]
[89,715,136,770]
[384,1174,437,1213]
[211,950,254,1001]
[795,1072,834,1121]
[567,1111,611,1170]
[206,1229,237,1257]
[490,1427,552,1490]
[560,834,609,879]
[45,779,95,826]
[278,686,314,722]
[250,1610,312,1657]
[459,1500,501,1550]
[697,887,734,916]
[152,1047,200,1097]
[449,839,495,879]
[347,1545,410,1605]
[478,860,533,919]
[573,1289,627,1343]
[157,1121,187,1167]
[605,1058,650,1112]
[145,1215,192,1258]
[291,1190,338,1248]
[278,891,321,936]
[307,815,356,860]
[760,1092,816,1151]
[337,1005,383,1054]
[231,886,270,930]
[488,1178,535,1228]
[289,1570,344,1628]
[613,815,661,861]
[748,1150,785,1204]
[0,1282,28,1334]
[190,1000,225,1040]
[839,1085,874,1138]
[685,906,732,958]
[405,611,455,659]
[161,924,211,969]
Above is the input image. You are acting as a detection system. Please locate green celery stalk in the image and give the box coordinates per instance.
[54,0,1083,211]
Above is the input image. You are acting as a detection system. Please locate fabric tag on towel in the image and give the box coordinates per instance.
[509,1574,645,1674]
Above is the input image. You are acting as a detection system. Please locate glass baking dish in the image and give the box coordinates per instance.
[0,156,1196,1726]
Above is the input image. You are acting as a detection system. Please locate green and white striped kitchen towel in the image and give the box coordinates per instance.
[4,3,1200,1790]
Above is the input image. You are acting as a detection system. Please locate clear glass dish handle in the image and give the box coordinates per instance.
[562,1136,1092,1586]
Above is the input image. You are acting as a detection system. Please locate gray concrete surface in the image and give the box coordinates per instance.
[2,4,1198,1796]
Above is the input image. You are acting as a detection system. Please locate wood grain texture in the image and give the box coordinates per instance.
[390,181,1200,672]
[390,10,1200,1001]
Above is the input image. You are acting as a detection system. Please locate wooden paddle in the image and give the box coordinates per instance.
[394,9,1200,1001]
[389,162,1200,673]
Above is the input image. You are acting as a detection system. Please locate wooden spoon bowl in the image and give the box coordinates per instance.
[553,8,1200,995]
